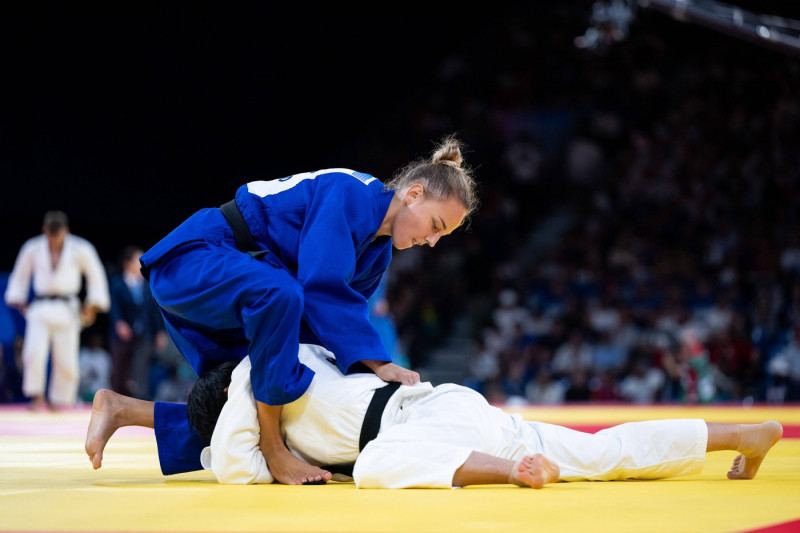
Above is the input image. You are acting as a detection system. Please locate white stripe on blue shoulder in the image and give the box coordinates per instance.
[313,168,376,185]
[247,169,376,197]
[247,172,316,197]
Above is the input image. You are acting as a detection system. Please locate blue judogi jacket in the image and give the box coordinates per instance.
[237,169,395,366]
[141,169,395,403]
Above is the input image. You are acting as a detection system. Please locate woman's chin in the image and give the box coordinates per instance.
[392,238,412,250]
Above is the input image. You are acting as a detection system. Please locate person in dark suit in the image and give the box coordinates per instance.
[108,245,167,399]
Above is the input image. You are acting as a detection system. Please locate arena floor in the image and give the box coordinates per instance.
[1,403,798,533]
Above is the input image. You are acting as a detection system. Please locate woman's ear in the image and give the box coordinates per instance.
[405,183,424,204]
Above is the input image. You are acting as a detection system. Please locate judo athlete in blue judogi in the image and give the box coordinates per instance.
[86,135,479,485]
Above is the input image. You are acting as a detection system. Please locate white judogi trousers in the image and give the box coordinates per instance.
[203,345,708,489]
[21,299,82,404]
[356,383,707,488]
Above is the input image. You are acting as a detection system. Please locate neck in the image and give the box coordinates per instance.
[48,237,65,252]
[376,193,403,238]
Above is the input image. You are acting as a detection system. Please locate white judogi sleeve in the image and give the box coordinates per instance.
[200,357,274,484]
[5,237,38,305]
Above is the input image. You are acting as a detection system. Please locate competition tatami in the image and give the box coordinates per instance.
[1,404,799,533]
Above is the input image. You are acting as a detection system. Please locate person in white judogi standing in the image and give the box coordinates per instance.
[5,211,110,409]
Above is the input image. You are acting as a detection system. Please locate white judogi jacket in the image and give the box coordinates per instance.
[201,345,708,489]
[201,344,432,484]
[5,234,110,312]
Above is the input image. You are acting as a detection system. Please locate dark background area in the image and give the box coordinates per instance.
[1,2,496,268]
[2,1,799,269]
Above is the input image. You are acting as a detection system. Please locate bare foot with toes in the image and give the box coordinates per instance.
[510,454,560,489]
[85,389,153,470]
[727,421,783,480]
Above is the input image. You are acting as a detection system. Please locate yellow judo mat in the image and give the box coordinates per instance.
[1,403,799,533]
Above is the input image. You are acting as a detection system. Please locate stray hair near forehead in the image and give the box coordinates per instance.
[385,134,480,226]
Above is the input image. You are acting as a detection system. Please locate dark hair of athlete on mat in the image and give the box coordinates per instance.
[186,361,237,440]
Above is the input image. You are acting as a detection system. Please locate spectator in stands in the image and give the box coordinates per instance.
[108,245,167,399]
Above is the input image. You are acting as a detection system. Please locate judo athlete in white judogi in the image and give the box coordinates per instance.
[5,211,110,409]
[190,344,782,489]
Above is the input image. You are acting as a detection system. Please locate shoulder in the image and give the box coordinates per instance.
[314,169,384,194]
[15,235,46,257]
[20,235,45,249]
[67,235,102,258]
[323,172,391,220]
[67,234,98,249]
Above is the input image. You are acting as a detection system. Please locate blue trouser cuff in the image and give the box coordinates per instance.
[154,401,208,475]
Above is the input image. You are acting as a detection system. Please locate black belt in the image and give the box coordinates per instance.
[322,381,401,478]
[33,294,76,301]
[140,199,266,282]
[219,200,268,259]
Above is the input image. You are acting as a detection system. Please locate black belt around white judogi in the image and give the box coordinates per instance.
[322,381,401,479]
[33,294,77,302]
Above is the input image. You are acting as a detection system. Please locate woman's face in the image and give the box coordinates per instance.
[391,184,467,250]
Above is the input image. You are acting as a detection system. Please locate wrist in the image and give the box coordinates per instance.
[362,360,389,372]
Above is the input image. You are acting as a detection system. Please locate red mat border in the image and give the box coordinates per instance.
[745,519,800,532]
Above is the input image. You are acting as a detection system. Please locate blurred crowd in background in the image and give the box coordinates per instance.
[365,5,800,405]
[1,4,799,406]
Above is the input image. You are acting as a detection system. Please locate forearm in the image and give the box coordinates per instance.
[255,401,287,454]
[362,359,388,372]
[254,399,332,485]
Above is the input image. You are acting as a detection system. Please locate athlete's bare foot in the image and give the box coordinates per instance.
[85,389,120,469]
[727,421,783,480]
[85,389,154,470]
[510,454,560,489]
[265,447,332,485]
